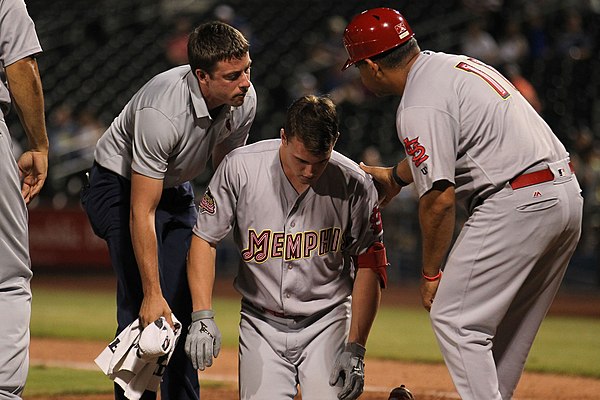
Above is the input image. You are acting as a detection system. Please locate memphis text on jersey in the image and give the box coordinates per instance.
[241,227,342,263]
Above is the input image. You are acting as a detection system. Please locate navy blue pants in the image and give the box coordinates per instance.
[81,163,199,400]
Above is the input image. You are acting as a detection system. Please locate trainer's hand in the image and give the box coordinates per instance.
[329,342,366,400]
[359,162,401,207]
[139,293,173,329]
[185,310,221,370]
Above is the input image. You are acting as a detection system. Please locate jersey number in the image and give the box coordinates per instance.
[455,61,510,99]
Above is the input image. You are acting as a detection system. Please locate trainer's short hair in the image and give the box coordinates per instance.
[285,95,339,155]
[188,21,249,75]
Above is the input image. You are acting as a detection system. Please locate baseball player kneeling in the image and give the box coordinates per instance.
[185,95,388,400]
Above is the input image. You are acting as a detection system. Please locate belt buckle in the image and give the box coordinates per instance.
[548,160,574,184]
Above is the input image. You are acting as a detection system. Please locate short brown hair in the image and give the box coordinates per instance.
[285,95,339,155]
[187,21,249,75]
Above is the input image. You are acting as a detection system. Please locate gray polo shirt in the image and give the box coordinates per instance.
[0,0,42,115]
[94,65,257,188]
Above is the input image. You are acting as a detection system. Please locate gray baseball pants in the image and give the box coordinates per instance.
[430,160,583,400]
[0,119,32,400]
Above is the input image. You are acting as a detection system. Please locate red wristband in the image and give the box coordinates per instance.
[422,269,442,281]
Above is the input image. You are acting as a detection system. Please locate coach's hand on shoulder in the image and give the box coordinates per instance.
[359,163,402,207]
[329,342,366,400]
[185,309,222,370]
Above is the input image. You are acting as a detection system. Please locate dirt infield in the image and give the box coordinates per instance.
[28,337,600,400]
[28,273,600,399]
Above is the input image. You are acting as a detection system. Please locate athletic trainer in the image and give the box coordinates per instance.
[81,21,256,400]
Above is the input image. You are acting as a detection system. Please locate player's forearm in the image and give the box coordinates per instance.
[187,235,217,310]
[347,268,381,346]
[419,182,455,276]
[5,57,48,152]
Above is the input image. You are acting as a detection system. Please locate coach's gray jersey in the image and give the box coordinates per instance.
[194,139,383,316]
[0,0,42,115]
[94,65,256,188]
[398,51,568,211]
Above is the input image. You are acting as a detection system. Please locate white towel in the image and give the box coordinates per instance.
[95,315,182,400]
[138,316,176,359]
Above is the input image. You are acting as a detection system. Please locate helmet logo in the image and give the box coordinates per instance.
[395,21,410,40]
[341,8,414,71]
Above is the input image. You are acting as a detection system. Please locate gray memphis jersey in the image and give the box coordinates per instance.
[398,51,569,211]
[94,65,257,188]
[0,0,42,115]
[193,139,384,316]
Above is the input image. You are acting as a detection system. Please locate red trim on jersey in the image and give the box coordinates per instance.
[455,61,510,99]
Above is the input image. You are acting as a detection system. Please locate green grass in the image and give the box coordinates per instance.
[25,366,113,396]
[367,306,442,363]
[31,289,117,340]
[367,306,600,378]
[30,287,600,392]
[31,288,243,343]
[526,316,600,377]
[29,288,243,397]
[24,366,231,397]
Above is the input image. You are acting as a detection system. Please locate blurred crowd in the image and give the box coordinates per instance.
[14,0,599,283]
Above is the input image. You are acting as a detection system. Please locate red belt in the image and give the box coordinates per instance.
[509,162,574,190]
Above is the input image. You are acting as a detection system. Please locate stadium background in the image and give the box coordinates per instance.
[14,0,600,288]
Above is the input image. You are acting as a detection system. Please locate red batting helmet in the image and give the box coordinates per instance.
[342,8,414,70]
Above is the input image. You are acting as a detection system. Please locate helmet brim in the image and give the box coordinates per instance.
[341,58,354,71]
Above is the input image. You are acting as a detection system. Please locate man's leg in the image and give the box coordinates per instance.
[430,181,582,400]
[0,282,30,400]
[297,302,349,400]
[154,186,199,400]
[238,308,299,400]
[0,124,32,399]
[82,166,152,400]
[494,180,583,399]
[429,189,530,400]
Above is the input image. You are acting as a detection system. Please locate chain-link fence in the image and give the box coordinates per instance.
[15,0,600,286]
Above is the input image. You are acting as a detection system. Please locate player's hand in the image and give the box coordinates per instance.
[185,310,221,370]
[329,342,366,400]
[359,162,401,207]
[420,279,440,312]
[139,293,173,329]
[17,150,48,204]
